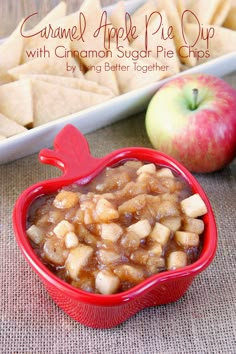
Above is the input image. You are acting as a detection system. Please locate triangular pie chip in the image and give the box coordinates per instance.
[131,10,180,75]
[18,74,114,97]
[32,1,67,31]
[185,23,236,64]
[112,55,170,93]
[223,6,236,30]
[109,1,129,45]
[156,0,197,67]
[0,80,33,126]
[211,0,231,26]
[185,0,231,26]
[8,57,84,79]
[185,0,220,24]
[85,59,120,96]
[0,21,24,84]
[176,0,184,18]
[71,0,110,67]
[131,0,158,38]
[0,113,27,137]
[37,7,80,31]
[31,80,110,127]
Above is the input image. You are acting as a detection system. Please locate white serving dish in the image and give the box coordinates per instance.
[0,0,236,164]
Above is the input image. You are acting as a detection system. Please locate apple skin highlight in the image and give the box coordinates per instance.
[145,74,236,173]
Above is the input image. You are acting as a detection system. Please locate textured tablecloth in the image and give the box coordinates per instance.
[0,1,236,353]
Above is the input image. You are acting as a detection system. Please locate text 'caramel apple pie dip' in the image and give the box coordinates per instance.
[26,161,208,295]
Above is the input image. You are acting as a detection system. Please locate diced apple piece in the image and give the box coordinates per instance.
[167,251,187,270]
[83,208,94,224]
[157,200,180,219]
[127,219,151,239]
[120,231,140,250]
[114,264,144,282]
[148,176,168,194]
[148,243,162,257]
[149,222,171,246]
[48,210,64,224]
[95,270,120,295]
[100,223,123,242]
[145,195,161,217]
[161,216,182,232]
[115,181,147,199]
[99,192,115,200]
[175,231,199,248]
[97,249,121,265]
[130,249,149,264]
[136,172,150,183]
[84,234,98,247]
[80,199,94,209]
[26,224,44,244]
[76,224,98,246]
[160,178,177,193]
[147,256,165,269]
[123,160,142,169]
[156,167,174,178]
[53,220,74,238]
[53,190,80,209]
[35,214,50,226]
[96,198,119,221]
[80,200,96,224]
[43,238,66,266]
[65,207,77,221]
[180,194,207,218]
[118,194,146,214]
[95,169,130,192]
[182,217,204,234]
[75,278,94,293]
[161,193,178,203]
[74,208,84,223]
[65,231,79,249]
[137,163,156,175]
[65,244,93,280]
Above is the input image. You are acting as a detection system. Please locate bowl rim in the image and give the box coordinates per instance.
[13,126,217,306]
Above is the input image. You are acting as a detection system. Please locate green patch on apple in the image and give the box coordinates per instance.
[145,74,236,173]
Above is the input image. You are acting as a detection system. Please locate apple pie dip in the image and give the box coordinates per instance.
[26,160,207,295]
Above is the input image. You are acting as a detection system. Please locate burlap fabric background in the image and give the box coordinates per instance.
[0,1,236,353]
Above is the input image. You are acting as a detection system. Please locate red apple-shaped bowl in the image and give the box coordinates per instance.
[13,125,217,328]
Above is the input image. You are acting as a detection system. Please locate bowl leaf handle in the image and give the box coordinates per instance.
[39,124,100,180]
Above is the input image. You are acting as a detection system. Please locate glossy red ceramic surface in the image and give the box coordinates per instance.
[13,125,217,328]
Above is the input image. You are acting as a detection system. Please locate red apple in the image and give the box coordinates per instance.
[145,74,236,173]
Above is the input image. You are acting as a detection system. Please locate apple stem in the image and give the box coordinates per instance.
[192,88,199,110]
